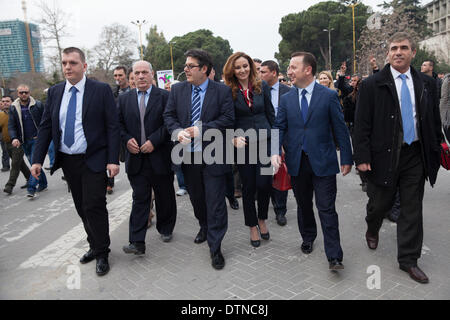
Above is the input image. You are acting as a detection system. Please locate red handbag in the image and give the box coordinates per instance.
[272,154,292,191]
[441,142,450,170]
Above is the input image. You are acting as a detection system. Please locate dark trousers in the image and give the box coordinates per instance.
[60,153,110,259]
[5,143,30,188]
[128,158,177,243]
[366,142,425,267]
[271,188,288,216]
[225,170,235,199]
[182,161,228,254]
[1,141,10,169]
[237,163,272,227]
[291,152,343,262]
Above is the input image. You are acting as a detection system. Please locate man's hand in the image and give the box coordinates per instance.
[232,136,247,148]
[12,139,20,148]
[140,140,154,153]
[357,163,371,172]
[185,126,200,138]
[30,163,42,179]
[177,130,191,145]
[107,164,120,178]
[369,56,378,70]
[341,164,352,176]
[127,138,140,154]
[271,155,281,175]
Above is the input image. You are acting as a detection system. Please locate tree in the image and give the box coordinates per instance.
[34,0,70,77]
[357,0,432,75]
[275,1,371,74]
[143,26,171,74]
[92,23,137,77]
[144,28,233,80]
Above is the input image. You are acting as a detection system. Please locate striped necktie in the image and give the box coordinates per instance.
[191,86,201,126]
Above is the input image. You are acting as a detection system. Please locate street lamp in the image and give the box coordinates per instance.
[169,41,176,74]
[323,28,334,71]
[131,20,147,60]
[349,0,359,75]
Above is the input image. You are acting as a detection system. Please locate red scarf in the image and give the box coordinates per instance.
[238,82,253,108]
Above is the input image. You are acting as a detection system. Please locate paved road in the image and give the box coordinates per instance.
[1,157,449,300]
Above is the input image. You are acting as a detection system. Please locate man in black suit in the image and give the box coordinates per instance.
[118,60,177,255]
[354,32,442,284]
[30,47,120,276]
[260,60,291,226]
[163,49,234,270]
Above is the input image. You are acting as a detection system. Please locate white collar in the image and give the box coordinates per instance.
[65,75,86,93]
[390,66,412,80]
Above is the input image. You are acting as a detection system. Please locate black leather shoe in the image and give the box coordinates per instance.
[399,265,429,284]
[301,241,313,254]
[227,197,239,210]
[96,258,110,276]
[258,226,270,240]
[122,243,145,255]
[20,183,28,189]
[194,229,207,244]
[329,259,344,270]
[161,234,173,243]
[211,250,225,270]
[365,230,379,250]
[79,249,95,264]
[276,214,287,226]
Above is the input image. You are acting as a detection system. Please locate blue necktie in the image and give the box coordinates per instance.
[191,86,201,126]
[64,86,78,148]
[301,89,309,153]
[190,86,201,151]
[399,74,415,145]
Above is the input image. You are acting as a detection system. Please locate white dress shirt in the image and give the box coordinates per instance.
[297,78,316,111]
[270,81,280,116]
[59,75,88,154]
[390,66,418,142]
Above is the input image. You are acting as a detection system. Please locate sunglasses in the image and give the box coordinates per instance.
[19,91,29,94]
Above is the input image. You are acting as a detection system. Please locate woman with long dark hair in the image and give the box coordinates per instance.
[223,52,275,247]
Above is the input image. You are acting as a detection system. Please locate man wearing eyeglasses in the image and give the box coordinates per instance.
[8,85,47,198]
[163,49,234,270]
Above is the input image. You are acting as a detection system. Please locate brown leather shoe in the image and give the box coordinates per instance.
[399,265,429,284]
[365,230,378,250]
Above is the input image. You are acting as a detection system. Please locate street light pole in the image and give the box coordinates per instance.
[131,20,147,60]
[323,28,334,71]
[170,41,176,74]
[349,1,359,75]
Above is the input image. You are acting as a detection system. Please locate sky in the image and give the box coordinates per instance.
[0,0,432,69]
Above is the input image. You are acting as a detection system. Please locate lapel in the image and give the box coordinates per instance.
[145,86,159,118]
[305,83,320,124]
[129,89,140,119]
[82,78,94,121]
[290,87,304,126]
[53,83,66,129]
[376,64,401,112]
[200,80,215,120]
[410,67,425,117]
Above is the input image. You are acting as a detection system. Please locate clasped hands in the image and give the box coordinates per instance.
[127,138,155,154]
[177,126,200,145]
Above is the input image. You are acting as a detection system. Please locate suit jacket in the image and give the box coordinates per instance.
[354,64,442,187]
[163,79,235,176]
[234,81,275,142]
[278,82,290,99]
[274,82,353,177]
[118,86,172,175]
[32,78,120,174]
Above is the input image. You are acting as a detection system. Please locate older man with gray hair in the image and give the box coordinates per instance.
[117,60,177,255]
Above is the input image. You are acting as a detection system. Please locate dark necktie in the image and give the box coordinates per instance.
[191,86,201,126]
[301,89,309,152]
[64,86,78,148]
[139,91,147,145]
[399,74,415,144]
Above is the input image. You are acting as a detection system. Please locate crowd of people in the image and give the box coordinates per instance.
[0,31,448,284]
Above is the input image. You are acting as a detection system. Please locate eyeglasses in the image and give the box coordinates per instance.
[184,64,200,70]
[18,91,29,94]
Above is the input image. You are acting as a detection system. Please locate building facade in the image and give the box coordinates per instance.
[0,19,44,78]
[421,0,450,64]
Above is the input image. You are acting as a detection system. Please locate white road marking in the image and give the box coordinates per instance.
[18,190,132,269]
